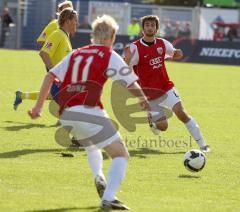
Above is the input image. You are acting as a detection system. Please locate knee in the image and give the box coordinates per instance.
[156,121,168,131]
[109,143,130,160]
[120,148,130,160]
[112,151,129,160]
[123,151,130,160]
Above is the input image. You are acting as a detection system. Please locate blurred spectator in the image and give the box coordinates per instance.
[171,21,180,38]
[79,16,91,30]
[227,28,238,42]
[178,21,191,39]
[161,18,173,37]
[213,26,225,41]
[0,7,13,47]
[127,17,140,40]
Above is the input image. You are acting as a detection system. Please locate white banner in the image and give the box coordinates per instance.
[89,1,131,34]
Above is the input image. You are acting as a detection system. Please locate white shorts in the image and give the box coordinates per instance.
[60,105,122,151]
[159,88,181,109]
[149,88,181,122]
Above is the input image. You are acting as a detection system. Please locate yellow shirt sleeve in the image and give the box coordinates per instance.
[40,29,72,66]
[37,19,58,44]
[41,30,61,58]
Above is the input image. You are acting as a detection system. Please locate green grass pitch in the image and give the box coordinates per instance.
[0,49,240,211]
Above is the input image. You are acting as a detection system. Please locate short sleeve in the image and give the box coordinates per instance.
[106,51,138,87]
[41,31,60,57]
[162,38,176,58]
[37,20,58,44]
[49,52,73,82]
[129,43,139,66]
[36,31,46,43]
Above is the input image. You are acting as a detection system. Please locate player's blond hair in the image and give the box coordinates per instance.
[58,8,77,27]
[91,15,119,44]
[57,1,73,14]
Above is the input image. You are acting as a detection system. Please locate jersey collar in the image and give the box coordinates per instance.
[140,38,156,46]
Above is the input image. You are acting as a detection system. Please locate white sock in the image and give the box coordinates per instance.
[102,157,128,201]
[185,118,206,148]
[87,149,104,178]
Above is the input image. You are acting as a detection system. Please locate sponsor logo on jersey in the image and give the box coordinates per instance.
[150,56,163,69]
[150,57,162,65]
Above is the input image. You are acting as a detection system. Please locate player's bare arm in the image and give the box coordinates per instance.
[123,45,135,66]
[39,51,54,70]
[28,73,55,119]
[173,49,183,60]
[128,82,151,111]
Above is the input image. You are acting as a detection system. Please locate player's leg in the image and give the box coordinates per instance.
[82,136,130,210]
[13,90,53,110]
[148,94,173,134]
[168,88,210,152]
[14,80,59,110]
[101,139,130,210]
[148,113,168,135]
[13,66,55,110]
[60,109,107,197]
[60,107,129,209]
[49,82,60,102]
[172,101,210,152]
[86,148,106,198]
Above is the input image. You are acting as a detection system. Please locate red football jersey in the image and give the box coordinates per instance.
[133,38,174,100]
[58,45,112,113]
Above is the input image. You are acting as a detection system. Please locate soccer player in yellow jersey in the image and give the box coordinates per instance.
[37,1,73,46]
[13,1,77,110]
[39,8,78,103]
[40,9,75,69]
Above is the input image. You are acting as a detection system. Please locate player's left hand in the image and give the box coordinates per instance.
[173,49,183,60]
[28,107,42,119]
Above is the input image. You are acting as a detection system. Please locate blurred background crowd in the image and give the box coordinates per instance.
[0,0,240,49]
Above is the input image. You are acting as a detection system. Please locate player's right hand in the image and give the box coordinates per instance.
[123,45,135,65]
[139,98,151,112]
[28,107,42,119]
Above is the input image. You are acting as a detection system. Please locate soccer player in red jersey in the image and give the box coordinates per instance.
[28,15,150,210]
[124,15,210,153]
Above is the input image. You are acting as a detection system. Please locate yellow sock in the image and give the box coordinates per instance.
[20,92,53,100]
[21,92,39,100]
[46,94,53,100]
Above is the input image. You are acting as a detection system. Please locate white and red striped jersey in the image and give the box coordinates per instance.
[130,38,175,100]
[50,44,138,113]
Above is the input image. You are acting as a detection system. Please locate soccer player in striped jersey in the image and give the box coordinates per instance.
[124,15,210,153]
[28,15,150,210]
[13,1,73,110]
